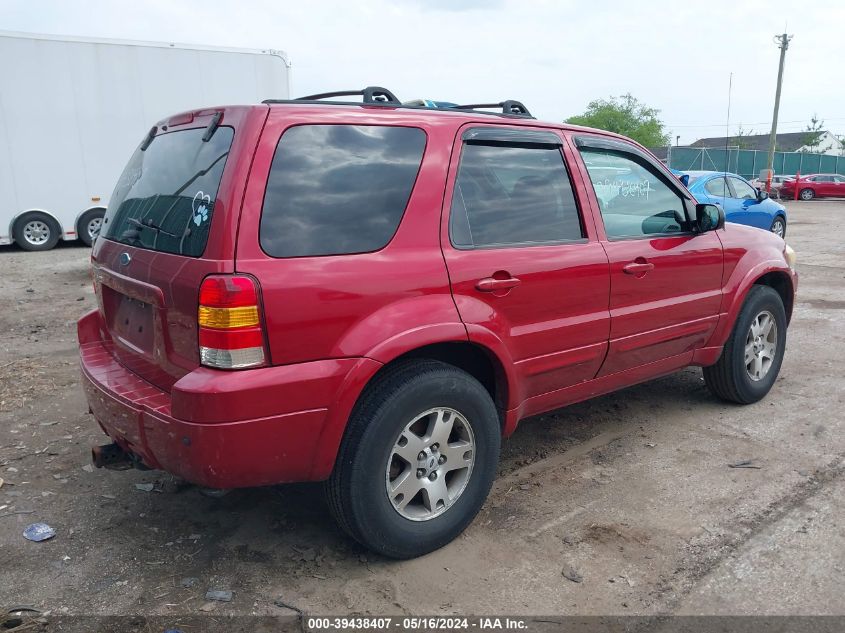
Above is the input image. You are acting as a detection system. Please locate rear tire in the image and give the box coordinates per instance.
[770,216,786,238]
[77,208,105,247]
[13,212,61,251]
[325,359,500,559]
[799,188,815,201]
[703,285,787,404]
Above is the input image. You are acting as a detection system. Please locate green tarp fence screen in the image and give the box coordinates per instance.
[666,147,845,180]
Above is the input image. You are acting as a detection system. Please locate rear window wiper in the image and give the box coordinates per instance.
[127,217,180,238]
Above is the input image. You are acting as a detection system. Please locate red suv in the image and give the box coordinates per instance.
[780,173,845,200]
[79,87,797,558]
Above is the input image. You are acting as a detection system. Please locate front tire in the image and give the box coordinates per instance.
[799,188,815,201]
[703,285,787,404]
[770,216,786,238]
[13,212,61,251]
[325,359,501,559]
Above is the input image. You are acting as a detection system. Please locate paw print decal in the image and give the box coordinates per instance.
[192,191,212,226]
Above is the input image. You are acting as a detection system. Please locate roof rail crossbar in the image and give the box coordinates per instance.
[293,86,401,105]
[453,100,532,117]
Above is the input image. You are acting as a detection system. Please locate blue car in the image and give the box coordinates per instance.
[681,171,788,238]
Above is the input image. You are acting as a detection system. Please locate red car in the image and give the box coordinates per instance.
[79,87,797,558]
[780,173,845,200]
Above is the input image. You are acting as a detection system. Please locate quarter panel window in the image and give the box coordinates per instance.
[449,143,584,248]
[580,149,686,239]
[260,125,426,258]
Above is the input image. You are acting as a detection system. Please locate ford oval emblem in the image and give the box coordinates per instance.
[119,252,131,267]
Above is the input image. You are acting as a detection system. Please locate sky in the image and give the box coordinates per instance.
[2,0,843,145]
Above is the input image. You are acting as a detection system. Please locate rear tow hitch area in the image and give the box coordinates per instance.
[91,443,150,471]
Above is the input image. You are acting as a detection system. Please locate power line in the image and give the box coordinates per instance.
[668,117,845,128]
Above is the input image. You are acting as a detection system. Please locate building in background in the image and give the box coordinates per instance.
[689,131,844,155]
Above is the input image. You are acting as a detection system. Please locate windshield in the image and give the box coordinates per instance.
[101,126,234,257]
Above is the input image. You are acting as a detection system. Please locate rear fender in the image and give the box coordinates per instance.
[311,294,523,478]
[311,294,465,479]
[331,294,467,361]
[309,356,383,480]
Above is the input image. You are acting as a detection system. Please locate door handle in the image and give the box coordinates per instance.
[623,261,654,275]
[476,276,521,292]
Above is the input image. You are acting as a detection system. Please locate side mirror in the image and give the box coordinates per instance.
[679,174,690,187]
[696,203,725,232]
[756,188,769,202]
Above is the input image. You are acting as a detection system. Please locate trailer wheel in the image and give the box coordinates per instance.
[13,212,61,251]
[77,208,105,247]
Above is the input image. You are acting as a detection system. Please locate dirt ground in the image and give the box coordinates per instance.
[1,200,843,627]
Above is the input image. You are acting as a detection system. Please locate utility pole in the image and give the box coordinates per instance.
[765,33,793,188]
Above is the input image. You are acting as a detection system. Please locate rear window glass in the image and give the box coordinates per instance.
[101,126,234,257]
[260,125,426,258]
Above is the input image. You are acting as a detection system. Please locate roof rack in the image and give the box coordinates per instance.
[263,86,400,106]
[263,87,534,119]
[452,100,532,117]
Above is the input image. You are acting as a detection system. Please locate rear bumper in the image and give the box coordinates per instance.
[78,310,366,488]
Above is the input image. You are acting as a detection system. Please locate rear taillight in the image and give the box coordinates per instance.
[198,275,266,369]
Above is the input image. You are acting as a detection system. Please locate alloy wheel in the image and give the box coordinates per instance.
[87,216,103,241]
[23,220,51,246]
[745,310,778,381]
[385,407,475,521]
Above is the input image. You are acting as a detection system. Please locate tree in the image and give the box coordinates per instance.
[566,94,670,147]
[800,114,825,152]
[731,125,756,149]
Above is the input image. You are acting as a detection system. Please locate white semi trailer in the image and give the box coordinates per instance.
[0,31,290,250]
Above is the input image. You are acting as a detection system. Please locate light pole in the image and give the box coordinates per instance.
[765,33,793,190]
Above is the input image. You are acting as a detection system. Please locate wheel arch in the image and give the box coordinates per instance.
[383,341,510,418]
[753,270,794,325]
[309,338,515,481]
[74,205,107,233]
[706,262,796,353]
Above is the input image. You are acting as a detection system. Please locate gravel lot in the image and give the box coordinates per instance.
[1,200,843,629]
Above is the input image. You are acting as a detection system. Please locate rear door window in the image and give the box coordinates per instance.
[449,142,584,248]
[260,125,426,258]
[102,127,234,257]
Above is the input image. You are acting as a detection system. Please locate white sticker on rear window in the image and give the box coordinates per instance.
[192,191,211,226]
